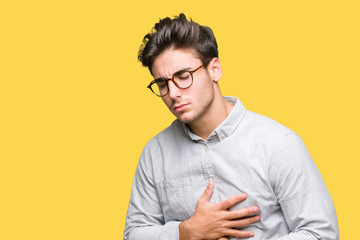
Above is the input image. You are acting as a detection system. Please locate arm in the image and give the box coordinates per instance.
[269,133,339,240]
[124,143,180,240]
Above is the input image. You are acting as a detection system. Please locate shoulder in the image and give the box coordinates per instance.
[244,112,313,167]
[150,119,185,144]
[236,110,308,165]
[156,119,183,138]
[138,119,186,171]
[143,119,185,153]
[244,111,295,136]
[240,110,300,146]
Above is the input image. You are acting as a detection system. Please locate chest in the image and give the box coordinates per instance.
[154,142,278,222]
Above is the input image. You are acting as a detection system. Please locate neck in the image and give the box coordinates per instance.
[188,93,234,141]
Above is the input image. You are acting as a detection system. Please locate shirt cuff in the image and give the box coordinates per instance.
[160,221,181,240]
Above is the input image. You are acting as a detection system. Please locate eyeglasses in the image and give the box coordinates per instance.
[147,64,204,97]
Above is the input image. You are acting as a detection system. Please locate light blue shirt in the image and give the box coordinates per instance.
[124,96,338,240]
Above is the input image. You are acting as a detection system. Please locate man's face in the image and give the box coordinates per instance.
[151,48,216,124]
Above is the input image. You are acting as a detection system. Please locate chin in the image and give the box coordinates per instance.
[176,116,192,124]
[178,118,193,124]
[176,112,197,124]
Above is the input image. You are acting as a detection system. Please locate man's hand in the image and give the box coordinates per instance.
[179,181,260,240]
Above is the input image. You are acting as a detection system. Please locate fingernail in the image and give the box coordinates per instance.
[252,206,258,212]
[240,193,247,198]
[208,177,213,183]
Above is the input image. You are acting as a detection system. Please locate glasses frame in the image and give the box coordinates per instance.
[147,64,204,97]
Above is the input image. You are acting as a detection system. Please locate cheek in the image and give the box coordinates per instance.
[192,78,214,99]
[161,97,172,108]
[194,73,213,89]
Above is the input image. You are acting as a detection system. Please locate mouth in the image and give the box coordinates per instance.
[173,104,188,112]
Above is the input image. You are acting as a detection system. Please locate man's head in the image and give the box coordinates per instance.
[138,13,219,74]
[138,14,225,126]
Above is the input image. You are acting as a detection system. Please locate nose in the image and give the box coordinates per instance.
[167,80,182,99]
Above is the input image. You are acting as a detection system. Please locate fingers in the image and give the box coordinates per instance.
[226,206,259,220]
[218,237,229,240]
[218,193,247,210]
[224,229,255,238]
[199,181,214,203]
[226,215,261,228]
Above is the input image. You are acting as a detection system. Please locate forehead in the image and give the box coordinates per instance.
[152,48,201,78]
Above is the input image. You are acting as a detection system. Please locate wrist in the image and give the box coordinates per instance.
[179,218,198,240]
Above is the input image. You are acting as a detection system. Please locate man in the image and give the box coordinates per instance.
[124,14,338,240]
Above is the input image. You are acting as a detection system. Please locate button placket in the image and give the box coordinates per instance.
[201,143,211,179]
[204,145,208,151]
[200,142,217,202]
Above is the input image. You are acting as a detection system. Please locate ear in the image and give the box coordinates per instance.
[207,58,222,82]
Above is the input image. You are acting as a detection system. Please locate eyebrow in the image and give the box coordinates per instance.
[154,67,192,81]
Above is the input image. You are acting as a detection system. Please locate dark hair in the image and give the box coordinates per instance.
[138,13,218,74]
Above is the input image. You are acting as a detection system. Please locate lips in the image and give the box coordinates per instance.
[174,104,188,112]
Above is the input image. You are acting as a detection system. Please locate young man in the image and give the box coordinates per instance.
[124,14,338,240]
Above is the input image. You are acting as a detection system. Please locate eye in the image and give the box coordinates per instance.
[156,80,167,88]
[176,72,191,80]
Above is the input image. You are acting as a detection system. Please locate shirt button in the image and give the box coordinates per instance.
[204,145,208,151]
[220,133,225,138]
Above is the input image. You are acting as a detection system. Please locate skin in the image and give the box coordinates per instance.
[180,181,260,240]
[151,47,233,140]
[151,48,260,239]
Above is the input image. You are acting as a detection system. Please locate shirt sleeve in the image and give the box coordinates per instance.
[124,140,181,240]
[269,133,339,240]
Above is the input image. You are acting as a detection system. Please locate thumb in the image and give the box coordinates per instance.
[200,179,214,202]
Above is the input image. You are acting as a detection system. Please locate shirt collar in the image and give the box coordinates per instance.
[182,96,247,142]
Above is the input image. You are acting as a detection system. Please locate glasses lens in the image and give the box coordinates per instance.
[174,72,192,88]
[151,80,168,96]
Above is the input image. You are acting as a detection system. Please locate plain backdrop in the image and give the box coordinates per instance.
[1,0,359,239]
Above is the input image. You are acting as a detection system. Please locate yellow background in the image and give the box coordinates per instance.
[1,0,359,239]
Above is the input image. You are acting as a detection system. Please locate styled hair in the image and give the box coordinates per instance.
[138,13,219,74]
